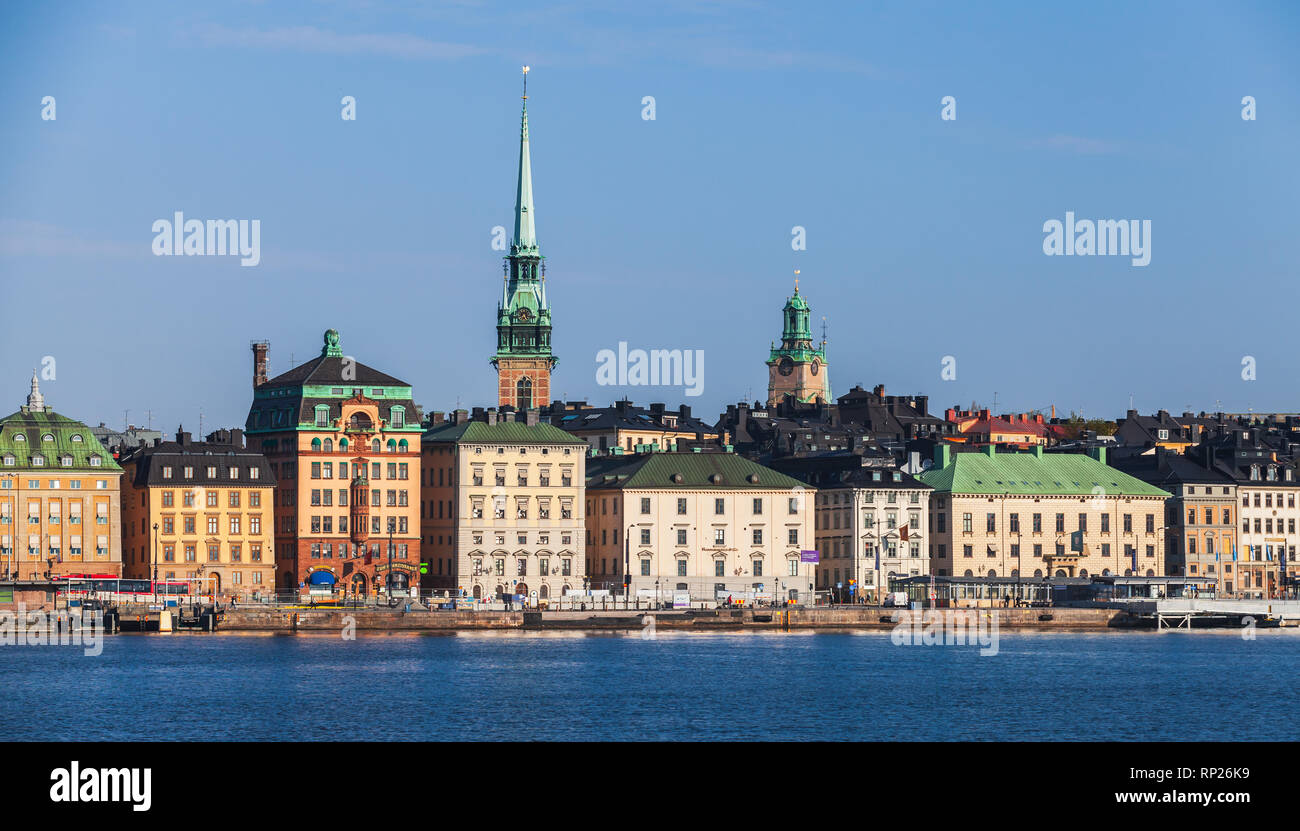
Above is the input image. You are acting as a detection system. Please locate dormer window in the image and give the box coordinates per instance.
[1157,429,1168,440]
[2,454,13,466]
[41,434,54,442]
[12,434,24,442]
[1250,465,1261,480]
[70,434,83,443]
[89,455,102,467]
[390,407,405,428]
[60,455,72,467]
[31,455,44,467]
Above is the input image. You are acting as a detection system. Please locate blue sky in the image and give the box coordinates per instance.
[2,1,1298,435]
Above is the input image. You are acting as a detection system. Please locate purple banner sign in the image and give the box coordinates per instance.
[800,549,820,563]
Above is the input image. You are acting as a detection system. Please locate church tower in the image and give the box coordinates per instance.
[492,67,556,411]
[766,274,830,406]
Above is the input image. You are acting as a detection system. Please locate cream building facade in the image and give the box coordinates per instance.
[421,412,587,603]
[920,445,1170,580]
[585,451,817,604]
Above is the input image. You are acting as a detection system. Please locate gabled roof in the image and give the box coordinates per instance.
[586,452,805,491]
[919,449,1169,497]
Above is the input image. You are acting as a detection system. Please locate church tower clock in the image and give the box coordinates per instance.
[766,275,831,407]
[492,66,557,411]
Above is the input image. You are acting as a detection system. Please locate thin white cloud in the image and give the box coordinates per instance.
[193,23,492,60]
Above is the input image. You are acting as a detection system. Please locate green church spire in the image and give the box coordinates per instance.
[513,66,537,254]
[493,67,557,394]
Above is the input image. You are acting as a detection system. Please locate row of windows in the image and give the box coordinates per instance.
[954,543,1157,559]
[2,480,110,490]
[3,453,103,467]
[311,461,408,480]
[309,515,409,534]
[7,433,86,443]
[594,496,803,517]
[161,464,260,480]
[471,470,573,487]
[1241,492,1296,508]
[310,488,408,507]
[591,527,800,547]
[1,534,110,557]
[157,491,262,508]
[152,515,264,535]
[157,542,264,563]
[310,542,409,559]
[957,512,1158,534]
[469,533,574,547]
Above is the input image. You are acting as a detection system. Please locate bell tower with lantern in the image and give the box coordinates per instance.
[766,271,831,406]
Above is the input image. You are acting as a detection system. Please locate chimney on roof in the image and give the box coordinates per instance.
[649,403,665,418]
[430,411,444,425]
[453,409,468,426]
[615,399,631,415]
[486,409,498,426]
[501,409,515,423]
[678,404,691,420]
[252,341,269,388]
[873,384,885,398]
[525,408,538,427]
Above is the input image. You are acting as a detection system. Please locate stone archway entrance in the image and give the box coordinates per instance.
[350,573,368,598]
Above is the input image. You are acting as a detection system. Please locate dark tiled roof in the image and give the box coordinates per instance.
[263,355,407,388]
[119,441,277,488]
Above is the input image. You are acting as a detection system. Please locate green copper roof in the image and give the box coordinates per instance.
[513,99,537,253]
[0,409,121,472]
[918,449,1170,497]
[586,452,806,491]
[423,420,586,445]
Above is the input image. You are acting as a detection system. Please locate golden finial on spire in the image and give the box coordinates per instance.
[522,65,530,99]
[794,268,800,293]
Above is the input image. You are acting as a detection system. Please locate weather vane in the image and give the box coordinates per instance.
[794,268,800,292]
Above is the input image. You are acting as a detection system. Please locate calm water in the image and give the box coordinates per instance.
[2,630,1296,741]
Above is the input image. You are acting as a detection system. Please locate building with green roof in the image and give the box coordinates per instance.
[0,372,123,579]
[919,444,1171,582]
[585,450,816,604]
[420,409,586,601]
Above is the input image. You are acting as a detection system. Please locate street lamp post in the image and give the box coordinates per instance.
[624,524,632,610]
[386,517,395,607]
[152,522,159,605]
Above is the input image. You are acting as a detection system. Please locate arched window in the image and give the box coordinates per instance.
[339,438,348,451]
[70,434,83,443]
[398,439,409,452]
[323,438,333,453]
[516,377,533,410]
[390,407,405,428]
[311,438,322,451]
[371,439,381,452]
